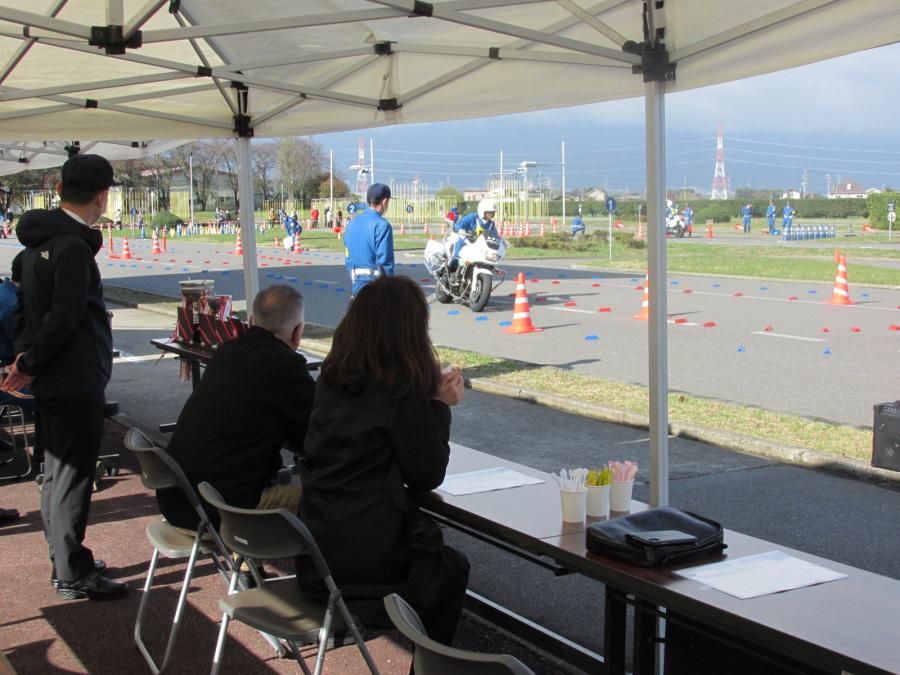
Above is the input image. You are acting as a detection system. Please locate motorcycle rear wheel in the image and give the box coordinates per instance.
[469,275,491,312]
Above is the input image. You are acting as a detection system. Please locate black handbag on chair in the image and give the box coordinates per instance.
[586,506,726,567]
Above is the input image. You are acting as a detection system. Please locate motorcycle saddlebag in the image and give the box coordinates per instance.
[585,506,726,567]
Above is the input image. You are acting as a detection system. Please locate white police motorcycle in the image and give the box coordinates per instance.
[424,201,506,312]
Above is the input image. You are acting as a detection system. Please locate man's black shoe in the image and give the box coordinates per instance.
[0,508,19,526]
[51,559,106,588]
[56,571,128,600]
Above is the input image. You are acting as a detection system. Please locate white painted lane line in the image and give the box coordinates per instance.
[751,331,825,343]
[113,352,176,365]
[548,306,595,315]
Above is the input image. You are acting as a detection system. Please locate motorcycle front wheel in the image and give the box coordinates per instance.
[435,283,453,303]
[469,274,492,312]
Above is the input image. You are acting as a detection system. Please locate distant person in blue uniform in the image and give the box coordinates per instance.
[344,183,395,297]
[741,203,752,234]
[683,204,694,236]
[766,200,777,234]
[782,201,795,231]
[571,214,585,236]
[449,199,498,272]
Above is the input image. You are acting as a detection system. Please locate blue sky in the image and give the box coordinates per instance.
[316,42,900,196]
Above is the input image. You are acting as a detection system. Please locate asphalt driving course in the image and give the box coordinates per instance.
[24,233,898,428]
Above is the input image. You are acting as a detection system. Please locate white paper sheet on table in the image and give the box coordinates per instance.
[437,467,545,496]
[675,550,848,600]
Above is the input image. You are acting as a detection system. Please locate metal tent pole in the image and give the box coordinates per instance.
[645,78,669,508]
[236,136,258,316]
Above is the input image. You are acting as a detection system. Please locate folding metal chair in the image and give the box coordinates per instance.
[125,428,233,674]
[383,593,534,675]
[197,481,380,675]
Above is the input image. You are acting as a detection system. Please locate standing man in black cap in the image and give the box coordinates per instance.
[343,183,395,296]
[1,154,127,600]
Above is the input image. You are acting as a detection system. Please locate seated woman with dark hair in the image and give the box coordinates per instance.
[298,275,468,645]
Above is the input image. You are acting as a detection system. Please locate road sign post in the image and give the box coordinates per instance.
[605,196,617,260]
[888,202,895,240]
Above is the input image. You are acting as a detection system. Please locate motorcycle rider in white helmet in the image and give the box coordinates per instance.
[448,198,498,272]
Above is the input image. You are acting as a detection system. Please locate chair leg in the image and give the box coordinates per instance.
[336,597,381,675]
[312,599,336,675]
[156,537,202,672]
[210,567,240,675]
[134,547,163,674]
[287,640,314,675]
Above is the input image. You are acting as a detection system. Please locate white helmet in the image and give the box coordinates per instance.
[477,198,496,220]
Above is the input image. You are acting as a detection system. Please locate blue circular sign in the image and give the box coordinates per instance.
[130,207,137,216]
[605,196,617,214]
[406,204,414,213]
[347,203,357,214]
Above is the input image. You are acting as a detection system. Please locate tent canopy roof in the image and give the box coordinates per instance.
[0,0,895,141]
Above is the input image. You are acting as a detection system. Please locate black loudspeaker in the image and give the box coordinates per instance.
[872,401,900,472]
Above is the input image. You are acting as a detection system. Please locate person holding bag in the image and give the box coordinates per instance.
[297,276,468,645]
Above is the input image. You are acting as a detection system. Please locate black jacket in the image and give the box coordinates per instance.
[14,209,112,398]
[298,379,451,586]
[157,326,316,529]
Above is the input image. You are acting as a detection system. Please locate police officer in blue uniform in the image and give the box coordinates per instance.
[782,201,795,232]
[344,183,395,296]
[741,203,752,234]
[766,200,777,234]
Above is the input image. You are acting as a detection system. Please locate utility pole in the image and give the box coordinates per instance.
[801,168,809,198]
[499,150,504,225]
[561,141,566,230]
[825,173,832,196]
[329,149,334,216]
[370,138,375,183]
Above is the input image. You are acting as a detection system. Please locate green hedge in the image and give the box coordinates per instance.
[866,191,900,229]
[150,210,184,227]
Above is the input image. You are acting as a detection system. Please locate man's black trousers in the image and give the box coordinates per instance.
[37,393,105,583]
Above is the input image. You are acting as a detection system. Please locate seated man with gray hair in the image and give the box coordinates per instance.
[157,285,316,529]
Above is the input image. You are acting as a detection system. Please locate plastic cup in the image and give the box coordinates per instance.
[609,480,634,512]
[559,489,587,523]
[586,484,610,518]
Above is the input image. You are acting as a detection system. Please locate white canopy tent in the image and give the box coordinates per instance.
[0,139,184,176]
[0,0,896,505]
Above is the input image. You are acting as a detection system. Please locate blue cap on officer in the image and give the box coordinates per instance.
[367,183,391,204]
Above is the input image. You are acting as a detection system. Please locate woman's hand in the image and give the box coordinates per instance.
[435,367,464,407]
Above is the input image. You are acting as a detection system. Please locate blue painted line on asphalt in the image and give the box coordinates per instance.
[823,347,832,355]
[807,289,816,294]
[475,316,488,321]
[318,284,328,288]
[304,281,312,286]
[861,293,870,298]
[499,320,512,326]
[448,310,460,316]
[670,280,678,285]
[336,288,345,293]
[631,278,638,283]
[585,335,599,341]
[222,271,230,275]
[737,345,746,352]
[759,286,768,291]
[713,283,721,288]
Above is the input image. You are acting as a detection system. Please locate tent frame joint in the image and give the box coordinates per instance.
[88,25,142,55]
[627,42,675,83]
[233,114,253,138]
[411,1,433,17]
[378,98,401,111]
[374,41,393,55]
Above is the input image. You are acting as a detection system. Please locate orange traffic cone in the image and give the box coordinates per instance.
[106,227,118,258]
[635,223,645,241]
[161,229,167,252]
[151,229,161,254]
[706,224,714,239]
[293,232,302,254]
[399,223,405,236]
[829,252,853,305]
[633,273,650,320]
[614,220,624,229]
[862,223,875,232]
[503,272,543,334]
[230,232,244,255]
[120,236,134,260]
